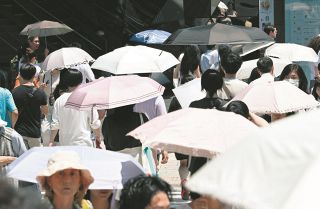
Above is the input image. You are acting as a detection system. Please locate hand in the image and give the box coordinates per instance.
[44,48,49,57]
[161,151,169,164]
[48,142,55,147]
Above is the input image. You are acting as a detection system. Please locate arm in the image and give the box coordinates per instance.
[0,156,16,166]
[249,112,269,127]
[10,109,18,128]
[49,129,58,146]
[40,105,49,116]
[90,110,102,148]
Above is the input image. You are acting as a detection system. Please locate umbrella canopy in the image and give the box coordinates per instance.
[172,78,206,108]
[229,81,320,114]
[20,20,73,37]
[236,57,292,80]
[163,23,274,45]
[6,146,145,189]
[128,108,258,158]
[187,109,320,209]
[41,47,95,72]
[129,30,171,44]
[265,43,319,62]
[91,45,179,74]
[65,75,165,110]
[232,42,275,57]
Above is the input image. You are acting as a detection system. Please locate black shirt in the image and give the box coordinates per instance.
[12,85,47,138]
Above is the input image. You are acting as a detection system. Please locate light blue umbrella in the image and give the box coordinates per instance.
[129,30,171,44]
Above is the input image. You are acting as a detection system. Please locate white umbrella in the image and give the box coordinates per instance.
[128,108,259,158]
[20,20,73,37]
[172,78,206,108]
[236,57,292,80]
[265,43,319,62]
[6,146,145,189]
[91,45,179,74]
[187,109,320,209]
[41,47,94,72]
[230,81,320,114]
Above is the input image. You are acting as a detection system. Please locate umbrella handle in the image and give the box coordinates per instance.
[144,147,157,176]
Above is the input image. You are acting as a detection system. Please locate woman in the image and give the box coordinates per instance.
[188,69,227,176]
[279,64,308,93]
[36,151,94,209]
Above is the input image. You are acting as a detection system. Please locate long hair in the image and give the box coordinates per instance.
[279,64,308,93]
[180,45,200,76]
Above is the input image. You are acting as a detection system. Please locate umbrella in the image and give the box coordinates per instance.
[172,78,206,108]
[41,47,95,72]
[163,23,274,45]
[128,108,259,158]
[153,0,220,24]
[265,43,319,62]
[229,81,320,114]
[20,20,73,37]
[232,42,275,57]
[129,30,171,44]
[65,75,165,110]
[186,109,320,209]
[6,146,145,189]
[91,45,179,74]
[236,57,292,80]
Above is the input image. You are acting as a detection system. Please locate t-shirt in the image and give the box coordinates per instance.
[0,88,16,127]
[12,85,47,138]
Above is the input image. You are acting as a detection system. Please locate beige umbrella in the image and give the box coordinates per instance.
[229,81,320,114]
[128,108,258,158]
[186,109,320,209]
[20,20,73,37]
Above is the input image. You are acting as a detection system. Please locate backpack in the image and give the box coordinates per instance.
[0,127,16,157]
[102,106,148,151]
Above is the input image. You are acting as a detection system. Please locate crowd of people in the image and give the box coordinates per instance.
[1,10,320,209]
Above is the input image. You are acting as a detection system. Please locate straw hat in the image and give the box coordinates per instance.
[36,151,94,191]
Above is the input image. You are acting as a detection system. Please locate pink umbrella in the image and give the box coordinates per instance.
[128,108,258,158]
[65,75,164,110]
[230,81,320,114]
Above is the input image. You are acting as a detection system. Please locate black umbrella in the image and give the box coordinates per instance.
[163,23,274,45]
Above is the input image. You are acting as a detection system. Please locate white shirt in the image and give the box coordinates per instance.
[134,96,167,120]
[51,92,101,146]
[200,49,219,72]
[217,77,249,99]
[250,73,274,85]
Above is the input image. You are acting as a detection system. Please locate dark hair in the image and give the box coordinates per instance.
[201,69,223,97]
[279,64,308,93]
[257,57,273,74]
[221,52,243,74]
[60,68,83,88]
[318,62,320,70]
[0,70,8,88]
[263,25,275,35]
[119,176,172,209]
[226,100,249,119]
[247,67,261,84]
[180,45,200,76]
[19,63,36,80]
[217,44,232,61]
[312,80,320,100]
[26,51,37,62]
[307,35,320,54]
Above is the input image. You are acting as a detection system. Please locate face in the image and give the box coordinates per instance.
[285,70,299,80]
[146,192,170,209]
[28,37,40,51]
[269,28,277,39]
[48,169,81,198]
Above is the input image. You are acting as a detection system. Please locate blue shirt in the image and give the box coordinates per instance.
[0,88,17,127]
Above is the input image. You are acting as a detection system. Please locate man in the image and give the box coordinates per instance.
[200,45,219,72]
[120,176,172,209]
[12,64,48,149]
[251,56,274,85]
[218,52,248,99]
[263,25,277,40]
[0,118,27,167]
[49,68,101,147]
